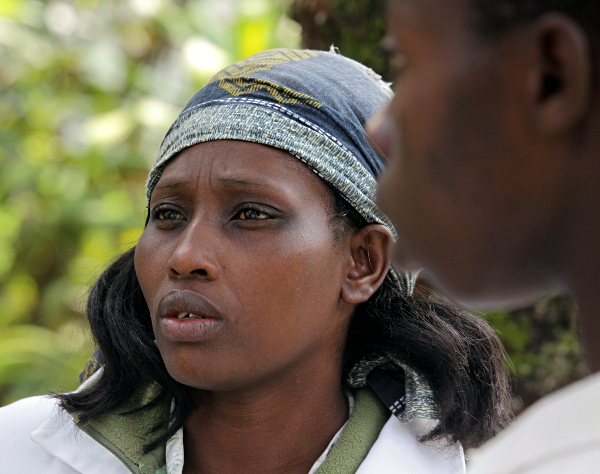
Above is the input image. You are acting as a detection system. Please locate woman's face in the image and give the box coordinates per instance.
[135,140,356,392]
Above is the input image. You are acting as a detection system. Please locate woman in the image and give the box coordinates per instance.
[0,49,510,474]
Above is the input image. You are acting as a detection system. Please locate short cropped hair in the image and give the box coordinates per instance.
[471,0,600,36]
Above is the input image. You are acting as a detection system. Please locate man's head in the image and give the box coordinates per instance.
[369,0,600,309]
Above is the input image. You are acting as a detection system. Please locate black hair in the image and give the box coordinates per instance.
[470,0,600,37]
[333,191,511,449]
[57,191,510,453]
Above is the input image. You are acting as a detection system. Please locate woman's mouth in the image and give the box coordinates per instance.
[157,290,224,341]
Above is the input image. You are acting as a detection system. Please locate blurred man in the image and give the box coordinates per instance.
[368,0,600,472]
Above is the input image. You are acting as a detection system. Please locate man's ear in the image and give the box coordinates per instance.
[528,13,592,135]
[341,224,393,304]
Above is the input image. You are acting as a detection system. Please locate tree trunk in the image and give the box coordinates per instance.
[290,0,393,81]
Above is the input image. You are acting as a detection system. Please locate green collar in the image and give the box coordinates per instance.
[315,388,389,474]
[74,386,388,474]
[75,383,169,474]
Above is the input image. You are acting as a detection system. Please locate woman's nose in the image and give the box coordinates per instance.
[167,222,221,280]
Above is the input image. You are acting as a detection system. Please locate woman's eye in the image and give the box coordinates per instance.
[235,208,270,220]
[154,208,185,220]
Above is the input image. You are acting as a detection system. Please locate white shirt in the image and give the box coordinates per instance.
[0,395,465,474]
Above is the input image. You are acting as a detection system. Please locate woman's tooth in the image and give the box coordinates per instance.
[175,312,209,319]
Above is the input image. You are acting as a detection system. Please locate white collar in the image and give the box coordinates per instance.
[30,397,129,474]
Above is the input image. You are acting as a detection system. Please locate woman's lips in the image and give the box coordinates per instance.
[157,289,223,342]
[160,316,222,342]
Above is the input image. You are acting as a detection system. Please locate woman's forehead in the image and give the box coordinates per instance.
[154,140,331,200]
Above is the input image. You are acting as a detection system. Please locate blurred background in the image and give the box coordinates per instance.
[0,0,588,413]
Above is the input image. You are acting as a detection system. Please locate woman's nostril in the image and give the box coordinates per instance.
[168,256,214,278]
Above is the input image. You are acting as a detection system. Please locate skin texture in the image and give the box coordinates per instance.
[135,140,392,474]
[368,0,600,370]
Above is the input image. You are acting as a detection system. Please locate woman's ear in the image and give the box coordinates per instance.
[527,13,592,135]
[341,224,393,304]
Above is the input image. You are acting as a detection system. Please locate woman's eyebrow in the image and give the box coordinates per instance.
[217,177,279,191]
[154,181,190,191]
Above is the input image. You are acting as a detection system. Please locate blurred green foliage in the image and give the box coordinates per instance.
[480,294,588,413]
[0,0,299,405]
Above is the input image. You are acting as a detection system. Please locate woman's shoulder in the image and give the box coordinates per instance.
[0,396,71,473]
[315,389,465,474]
[0,394,58,433]
[355,416,465,474]
[0,394,129,474]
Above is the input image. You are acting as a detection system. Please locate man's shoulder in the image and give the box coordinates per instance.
[468,372,600,474]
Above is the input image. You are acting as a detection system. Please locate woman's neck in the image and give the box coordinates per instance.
[182,371,349,474]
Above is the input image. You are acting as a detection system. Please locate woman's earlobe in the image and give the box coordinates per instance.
[341,224,393,304]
